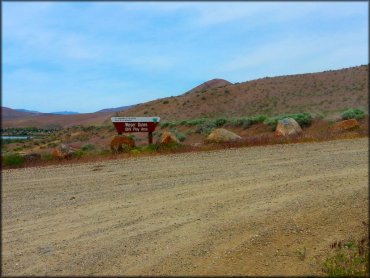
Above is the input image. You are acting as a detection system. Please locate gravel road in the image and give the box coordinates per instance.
[2,138,368,276]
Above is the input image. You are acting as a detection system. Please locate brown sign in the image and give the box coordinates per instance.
[113,122,158,133]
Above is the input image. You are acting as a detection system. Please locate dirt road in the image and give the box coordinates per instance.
[2,138,368,276]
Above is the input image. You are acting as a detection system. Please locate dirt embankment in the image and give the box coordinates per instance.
[2,138,368,276]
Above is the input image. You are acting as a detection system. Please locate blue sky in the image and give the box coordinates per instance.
[3,1,368,113]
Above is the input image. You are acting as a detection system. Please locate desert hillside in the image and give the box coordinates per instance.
[115,65,368,122]
[3,65,368,128]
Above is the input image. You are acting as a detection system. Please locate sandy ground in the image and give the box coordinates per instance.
[2,138,368,276]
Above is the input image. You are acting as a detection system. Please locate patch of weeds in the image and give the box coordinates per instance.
[297,247,307,261]
[143,144,159,152]
[158,141,182,151]
[195,121,216,135]
[323,238,369,277]
[163,100,169,104]
[173,131,186,142]
[2,153,25,167]
[130,149,141,155]
[213,117,227,127]
[160,122,177,129]
[185,118,207,126]
[99,149,111,155]
[41,153,54,161]
[82,144,95,151]
[74,150,86,158]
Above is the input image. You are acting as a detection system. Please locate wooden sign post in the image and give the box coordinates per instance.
[111,117,160,145]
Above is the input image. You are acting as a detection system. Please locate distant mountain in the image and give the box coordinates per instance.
[15,109,42,114]
[2,107,43,120]
[50,111,80,115]
[95,105,135,113]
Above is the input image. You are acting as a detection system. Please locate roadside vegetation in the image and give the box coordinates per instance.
[323,236,368,277]
[1,108,368,169]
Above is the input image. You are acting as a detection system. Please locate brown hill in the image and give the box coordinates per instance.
[115,65,368,122]
[3,65,368,128]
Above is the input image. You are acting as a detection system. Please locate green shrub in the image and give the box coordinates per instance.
[74,150,85,158]
[213,118,227,127]
[143,144,159,152]
[185,118,207,126]
[250,115,268,123]
[174,131,186,142]
[341,108,365,120]
[227,118,243,127]
[160,122,177,128]
[195,122,216,135]
[41,153,54,161]
[3,153,25,167]
[241,119,252,129]
[82,144,96,151]
[160,122,170,128]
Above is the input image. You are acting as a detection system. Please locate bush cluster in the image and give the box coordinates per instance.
[341,108,365,120]
[3,153,25,167]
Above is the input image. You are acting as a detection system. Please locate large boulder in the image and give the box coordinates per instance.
[158,131,180,145]
[331,119,360,132]
[275,118,302,137]
[52,143,76,159]
[206,128,241,143]
[110,135,135,153]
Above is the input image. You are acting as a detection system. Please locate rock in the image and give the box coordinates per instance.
[206,128,242,143]
[331,119,360,132]
[110,135,135,153]
[158,131,180,145]
[52,143,76,159]
[275,118,302,137]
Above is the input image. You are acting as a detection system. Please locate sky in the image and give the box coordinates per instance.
[3,1,368,113]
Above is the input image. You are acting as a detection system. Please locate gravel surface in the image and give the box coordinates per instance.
[2,138,368,276]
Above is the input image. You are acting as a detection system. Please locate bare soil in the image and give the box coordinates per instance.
[2,138,368,276]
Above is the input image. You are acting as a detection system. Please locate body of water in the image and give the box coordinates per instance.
[2,136,31,140]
